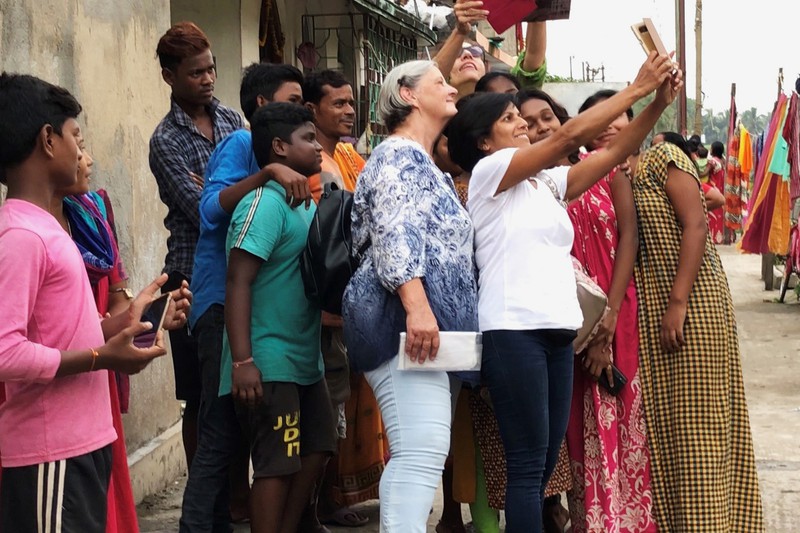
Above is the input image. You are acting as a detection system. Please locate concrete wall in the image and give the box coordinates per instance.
[0,0,185,501]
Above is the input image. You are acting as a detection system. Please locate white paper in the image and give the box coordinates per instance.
[397,331,482,371]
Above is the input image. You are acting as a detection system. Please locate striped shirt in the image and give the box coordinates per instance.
[148,97,244,276]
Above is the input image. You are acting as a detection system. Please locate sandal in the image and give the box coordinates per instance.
[319,507,370,528]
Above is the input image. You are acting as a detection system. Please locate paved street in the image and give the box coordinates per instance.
[138,245,800,532]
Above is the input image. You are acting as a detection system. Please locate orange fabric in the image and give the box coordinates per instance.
[739,127,754,177]
[309,143,365,203]
[335,374,386,505]
[308,173,323,204]
[769,182,791,253]
[333,143,365,192]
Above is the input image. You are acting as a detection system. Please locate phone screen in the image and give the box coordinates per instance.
[133,293,171,348]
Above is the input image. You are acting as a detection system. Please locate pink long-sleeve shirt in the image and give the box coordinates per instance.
[0,199,115,467]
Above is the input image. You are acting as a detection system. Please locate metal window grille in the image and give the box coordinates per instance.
[301,8,427,153]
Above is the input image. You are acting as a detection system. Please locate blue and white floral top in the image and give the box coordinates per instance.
[342,137,478,372]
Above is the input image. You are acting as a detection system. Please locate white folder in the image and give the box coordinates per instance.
[397,331,482,371]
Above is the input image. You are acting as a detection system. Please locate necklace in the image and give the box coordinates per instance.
[65,218,72,237]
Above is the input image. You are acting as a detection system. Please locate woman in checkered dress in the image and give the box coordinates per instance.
[632,133,764,532]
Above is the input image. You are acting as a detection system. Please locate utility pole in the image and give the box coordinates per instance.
[693,0,703,136]
[676,0,688,135]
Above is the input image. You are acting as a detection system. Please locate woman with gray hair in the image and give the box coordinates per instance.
[343,60,478,531]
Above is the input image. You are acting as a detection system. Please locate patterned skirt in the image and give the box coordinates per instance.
[470,390,572,509]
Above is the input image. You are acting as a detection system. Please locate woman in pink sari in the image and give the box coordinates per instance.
[706,141,726,244]
[564,90,656,532]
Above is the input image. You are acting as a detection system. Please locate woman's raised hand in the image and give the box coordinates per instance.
[631,51,675,97]
[454,0,489,35]
[654,67,684,108]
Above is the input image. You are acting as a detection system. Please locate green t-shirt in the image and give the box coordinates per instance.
[220,181,322,395]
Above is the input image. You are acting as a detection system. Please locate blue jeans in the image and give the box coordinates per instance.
[481,329,575,533]
[365,356,452,533]
[179,305,242,533]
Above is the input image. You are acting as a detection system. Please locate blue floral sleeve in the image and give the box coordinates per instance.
[362,145,434,292]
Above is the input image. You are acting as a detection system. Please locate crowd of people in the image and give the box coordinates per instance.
[0,3,765,533]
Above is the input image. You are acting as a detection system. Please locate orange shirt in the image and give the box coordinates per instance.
[309,143,366,203]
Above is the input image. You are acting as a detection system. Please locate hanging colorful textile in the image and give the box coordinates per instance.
[725,128,745,238]
[724,92,740,243]
[740,93,792,254]
[782,92,800,202]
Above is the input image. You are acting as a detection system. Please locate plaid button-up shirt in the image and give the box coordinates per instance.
[149,97,245,277]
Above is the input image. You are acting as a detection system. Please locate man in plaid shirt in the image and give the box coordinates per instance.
[148,21,244,479]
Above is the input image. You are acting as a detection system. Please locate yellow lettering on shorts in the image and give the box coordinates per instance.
[283,410,300,456]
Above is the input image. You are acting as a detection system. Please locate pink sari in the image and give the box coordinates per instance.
[565,171,657,532]
[707,157,725,244]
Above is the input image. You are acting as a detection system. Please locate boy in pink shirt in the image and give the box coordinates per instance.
[0,73,171,532]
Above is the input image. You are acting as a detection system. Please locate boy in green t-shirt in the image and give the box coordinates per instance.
[222,102,336,532]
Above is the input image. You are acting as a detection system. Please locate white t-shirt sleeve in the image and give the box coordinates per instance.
[541,165,571,200]
[467,148,518,206]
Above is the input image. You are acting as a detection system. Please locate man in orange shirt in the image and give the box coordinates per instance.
[301,70,384,530]
[304,71,364,200]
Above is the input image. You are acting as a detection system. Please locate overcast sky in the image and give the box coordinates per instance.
[542,0,799,115]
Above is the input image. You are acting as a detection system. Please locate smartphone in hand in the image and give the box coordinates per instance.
[597,363,628,396]
[631,18,668,57]
[133,293,172,348]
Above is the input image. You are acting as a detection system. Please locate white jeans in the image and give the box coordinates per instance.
[365,356,452,533]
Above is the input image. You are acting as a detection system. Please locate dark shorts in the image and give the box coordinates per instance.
[163,271,201,404]
[236,379,338,479]
[0,445,112,533]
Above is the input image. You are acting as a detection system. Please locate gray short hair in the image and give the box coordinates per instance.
[377,60,437,133]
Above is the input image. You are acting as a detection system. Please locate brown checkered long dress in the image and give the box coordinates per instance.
[632,142,764,532]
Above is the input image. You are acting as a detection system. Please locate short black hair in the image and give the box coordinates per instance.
[655,131,695,163]
[0,72,82,184]
[240,63,304,121]
[579,89,634,120]
[447,92,516,173]
[711,141,725,158]
[250,103,314,168]
[516,89,570,125]
[303,70,351,106]
[696,145,709,158]
[475,71,521,93]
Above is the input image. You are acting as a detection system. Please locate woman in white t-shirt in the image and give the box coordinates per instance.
[445,53,681,533]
